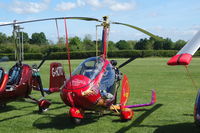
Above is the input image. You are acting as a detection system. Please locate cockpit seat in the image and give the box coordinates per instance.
[7,64,22,85]
[83,69,93,79]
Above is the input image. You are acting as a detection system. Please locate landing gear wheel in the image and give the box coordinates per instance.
[38,106,48,113]
[38,99,51,113]
[71,117,82,125]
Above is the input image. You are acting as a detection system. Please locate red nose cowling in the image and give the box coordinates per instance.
[60,75,101,110]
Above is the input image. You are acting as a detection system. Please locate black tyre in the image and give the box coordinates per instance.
[71,117,82,125]
[38,106,48,113]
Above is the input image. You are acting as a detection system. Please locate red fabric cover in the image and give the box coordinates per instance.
[167,53,192,65]
[120,106,134,120]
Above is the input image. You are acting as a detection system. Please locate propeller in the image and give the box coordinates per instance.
[118,56,139,69]
[38,52,51,69]
[32,52,51,97]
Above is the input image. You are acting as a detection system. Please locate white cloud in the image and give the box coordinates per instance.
[86,0,101,8]
[55,2,76,11]
[77,0,86,7]
[109,2,135,11]
[55,0,135,12]
[9,0,50,14]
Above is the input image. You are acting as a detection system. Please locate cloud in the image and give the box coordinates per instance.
[55,2,76,11]
[86,0,101,8]
[55,0,135,11]
[77,0,86,7]
[150,25,200,41]
[109,2,135,11]
[9,0,50,14]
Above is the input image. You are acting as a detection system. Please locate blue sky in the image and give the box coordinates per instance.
[0,0,200,42]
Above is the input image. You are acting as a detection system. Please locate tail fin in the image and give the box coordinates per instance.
[119,75,134,121]
[48,62,66,93]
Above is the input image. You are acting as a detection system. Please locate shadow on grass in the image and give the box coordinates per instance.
[0,105,16,113]
[153,123,200,133]
[115,104,163,133]
[0,111,36,123]
[33,112,101,129]
[0,104,36,113]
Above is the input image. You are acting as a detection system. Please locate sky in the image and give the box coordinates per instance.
[0,0,200,43]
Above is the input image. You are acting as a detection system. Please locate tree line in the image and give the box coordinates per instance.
[0,31,187,54]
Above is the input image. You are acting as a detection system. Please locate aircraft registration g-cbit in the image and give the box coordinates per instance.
[0,16,160,124]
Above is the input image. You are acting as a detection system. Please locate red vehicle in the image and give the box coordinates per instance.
[0,61,49,111]
[0,16,159,123]
[50,16,158,124]
[0,24,63,112]
[0,56,66,112]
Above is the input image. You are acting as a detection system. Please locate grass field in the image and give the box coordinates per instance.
[1,58,200,133]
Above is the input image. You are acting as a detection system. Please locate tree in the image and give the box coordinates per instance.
[135,38,153,50]
[153,40,164,50]
[174,40,187,50]
[127,40,137,49]
[163,38,174,50]
[116,40,131,50]
[56,36,65,45]
[0,32,7,44]
[83,34,95,51]
[30,32,48,45]
[108,41,118,51]
[69,36,84,51]
[21,32,29,44]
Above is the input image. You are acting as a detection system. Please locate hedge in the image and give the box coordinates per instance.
[1,50,200,60]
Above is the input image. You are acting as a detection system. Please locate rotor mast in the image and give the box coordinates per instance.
[101,16,110,59]
[13,20,24,64]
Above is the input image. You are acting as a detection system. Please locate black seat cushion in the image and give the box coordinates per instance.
[7,64,22,85]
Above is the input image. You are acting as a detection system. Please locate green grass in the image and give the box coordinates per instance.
[1,58,200,133]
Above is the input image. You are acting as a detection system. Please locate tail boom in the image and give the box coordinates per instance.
[126,89,156,108]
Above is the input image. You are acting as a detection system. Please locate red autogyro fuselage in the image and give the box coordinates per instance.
[61,56,119,111]
[0,64,32,104]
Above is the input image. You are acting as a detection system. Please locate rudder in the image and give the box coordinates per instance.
[49,62,66,93]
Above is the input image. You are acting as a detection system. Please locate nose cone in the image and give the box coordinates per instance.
[66,75,91,89]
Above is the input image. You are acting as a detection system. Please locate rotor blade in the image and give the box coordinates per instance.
[118,56,138,69]
[0,17,101,26]
[112,22,162,41]
[38,52,51,69]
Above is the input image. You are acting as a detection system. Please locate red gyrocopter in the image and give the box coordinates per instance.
[0,16,159,123]
[0,23,65,112]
